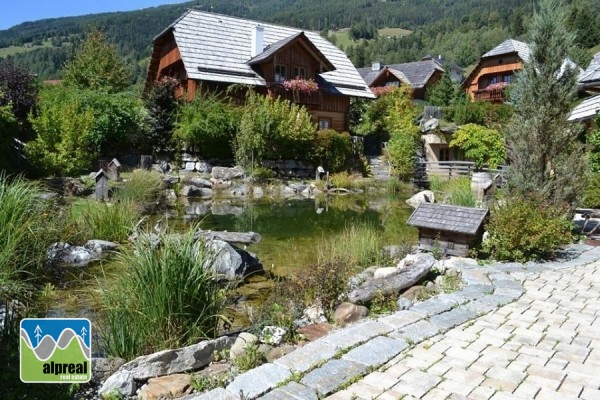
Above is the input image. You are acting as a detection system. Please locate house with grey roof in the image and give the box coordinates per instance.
[357,59,445,100]
[145,10,374,132]
[407,203,489,257]
[463,39,530,102]
[568,94,600,125]
[579,52,600,94]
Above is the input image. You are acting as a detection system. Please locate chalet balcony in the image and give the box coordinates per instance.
[473,81,509,102]
[270,85,321,108]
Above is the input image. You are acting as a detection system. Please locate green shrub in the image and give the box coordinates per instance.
[100,228,227,360]
[311,129,352,173]
[582,171,600,208]
[482,195,574,262]
[329,171,354,189]
[251,166,275,182]
[450,123,505,170]
[173,93,239,159]
[114,169,163,205]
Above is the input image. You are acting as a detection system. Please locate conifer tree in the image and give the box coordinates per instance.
[504,0,587,207]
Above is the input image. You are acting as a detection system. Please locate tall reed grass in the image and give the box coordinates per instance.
[100,228,227,360]
[73,201,139,243]
[317,223,383,268]
[430,176,476,207]
[113,169,163,204]
[0,174,54,292]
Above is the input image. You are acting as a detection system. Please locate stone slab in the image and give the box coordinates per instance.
[428,307,478,330]
[342,336,407,367]
[226,363,291,399]
[409,298,455,317]
[181,388,238,400]
[321,320,393,350]
[378,311,424,330]
[274,340,339,373]
[300,359,368,397]
[258,382,318,400]
[389,320,443,343]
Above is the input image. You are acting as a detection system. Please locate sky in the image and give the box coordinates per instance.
[0,0,190,30]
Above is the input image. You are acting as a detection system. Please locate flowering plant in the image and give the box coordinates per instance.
[282,77,319,94]
[370,86,397,97]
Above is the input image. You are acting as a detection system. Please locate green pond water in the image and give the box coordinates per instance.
[49,193,418,331]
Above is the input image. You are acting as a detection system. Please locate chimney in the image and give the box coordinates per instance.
[251,25,264,58]
[372,61,381,71]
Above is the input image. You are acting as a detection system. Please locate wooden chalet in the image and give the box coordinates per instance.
[407,203,489,257]
[357,59,445,100]
[145,11,374,132]
[463,39,530,102]
[579,52,600,94]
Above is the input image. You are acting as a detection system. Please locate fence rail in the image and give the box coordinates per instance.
[417,161,507,181]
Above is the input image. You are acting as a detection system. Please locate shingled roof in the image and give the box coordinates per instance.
[153,10,374,98]
[357,59,443,88]
[407,203,489,235]
[579,52,600,87]
[568,94,600,122]
[482,39,530,62]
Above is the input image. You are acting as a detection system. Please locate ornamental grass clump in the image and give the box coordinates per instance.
[74,200,139,243]
[317,223,383,268]
[100,228,227,360]
[113,169,163,205]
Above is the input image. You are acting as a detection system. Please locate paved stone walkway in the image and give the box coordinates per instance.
[192,244,600,400]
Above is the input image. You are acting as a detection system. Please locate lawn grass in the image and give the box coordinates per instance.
[328,26,412,49]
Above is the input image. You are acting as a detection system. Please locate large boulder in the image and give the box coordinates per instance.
[46,242,100,267]
[203,239,262,280]
[211,166,245,181]
[347,253,435,304]
[333,302,369,326]
[406,190,435,208]
[114,336,234,381]
[180,185,212,197]
[84,240,119,254]
[92,357,126,385]
[98,370,136,397]
[182,176,213,189]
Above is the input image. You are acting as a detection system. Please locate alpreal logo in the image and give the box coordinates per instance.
[20,318,91,383]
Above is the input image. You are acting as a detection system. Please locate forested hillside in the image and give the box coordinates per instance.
[1,0,599,82]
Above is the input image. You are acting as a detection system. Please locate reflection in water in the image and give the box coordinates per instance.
[173,195,416,276]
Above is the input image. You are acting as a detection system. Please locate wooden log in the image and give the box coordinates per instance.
[193,230,262,245]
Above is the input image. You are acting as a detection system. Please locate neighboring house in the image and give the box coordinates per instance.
[357,59,445,100]
[421,54,464,84]
[569,94,600,128]
[145,10,374,132]
[579,52,600,94]
[463,39,530,102]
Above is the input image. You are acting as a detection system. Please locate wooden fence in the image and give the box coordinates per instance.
[416,161,507,181]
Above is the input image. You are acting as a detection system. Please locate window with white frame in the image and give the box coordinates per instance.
[318,118,331,130]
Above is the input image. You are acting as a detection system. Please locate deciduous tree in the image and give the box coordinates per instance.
[63,28,131,93]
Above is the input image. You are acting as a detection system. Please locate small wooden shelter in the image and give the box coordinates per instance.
[94,169,109,201]
[407,203,489,257]
[107,158,122,182]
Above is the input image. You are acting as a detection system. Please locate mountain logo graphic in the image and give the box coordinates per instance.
[20,318,91,383]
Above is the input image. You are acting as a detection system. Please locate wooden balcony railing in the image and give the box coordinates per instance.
[271,85,321,106]
[473,89,506,102]
[417,161,507,180]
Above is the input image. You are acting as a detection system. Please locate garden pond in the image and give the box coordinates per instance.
[45,192,418,347]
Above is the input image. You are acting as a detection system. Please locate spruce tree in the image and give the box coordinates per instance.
[505,0,587,207]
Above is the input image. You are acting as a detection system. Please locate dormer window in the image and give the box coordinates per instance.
[275,65,287,83]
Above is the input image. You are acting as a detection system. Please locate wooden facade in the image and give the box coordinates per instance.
[148,31,351,131]
[465,54,524,102]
